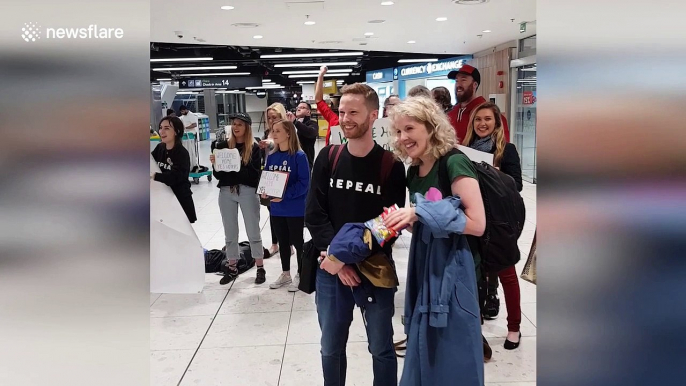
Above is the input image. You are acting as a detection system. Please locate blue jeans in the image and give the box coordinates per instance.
[315,268,397,386]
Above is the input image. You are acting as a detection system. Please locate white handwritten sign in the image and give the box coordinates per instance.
[213,148,241,172]
[329,118,395,151]
[257,171,289,199]
[456,145,494,166]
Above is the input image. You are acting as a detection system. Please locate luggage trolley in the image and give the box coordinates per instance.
[150,132,212,184]
[183,132,212,184]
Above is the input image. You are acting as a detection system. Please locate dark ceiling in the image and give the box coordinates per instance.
[150,43,457,89]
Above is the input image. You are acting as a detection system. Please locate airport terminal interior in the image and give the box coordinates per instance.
[150,1,537,384]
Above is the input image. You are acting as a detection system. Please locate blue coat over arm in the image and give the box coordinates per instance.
[400,194,484,386]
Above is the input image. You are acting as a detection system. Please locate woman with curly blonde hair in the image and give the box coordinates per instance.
[383,96,487,385]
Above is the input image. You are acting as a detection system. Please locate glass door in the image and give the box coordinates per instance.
[513,64,537,183]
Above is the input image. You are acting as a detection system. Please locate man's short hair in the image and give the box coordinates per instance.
[408,85,431,98]
[340,83,380,112]
[384,94,400,107]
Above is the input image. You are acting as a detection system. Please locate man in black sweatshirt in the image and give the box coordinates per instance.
[289,102,319,169]
[305,83,406,386]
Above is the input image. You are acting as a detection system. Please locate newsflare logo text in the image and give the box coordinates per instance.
[22,22,124,42]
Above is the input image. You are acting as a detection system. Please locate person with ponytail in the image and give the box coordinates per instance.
[463,102,524,350]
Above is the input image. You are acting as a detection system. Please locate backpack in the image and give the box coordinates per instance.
[204,242,266,274]
[204,248,225,273]
[434,148,526,273]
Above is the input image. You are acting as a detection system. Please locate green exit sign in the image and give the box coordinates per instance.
[520,22,527,33]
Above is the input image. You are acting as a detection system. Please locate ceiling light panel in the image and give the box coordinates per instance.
[274,62,357,68]
[260,52,362,59]
[153,65,237,71]
[281,69,352,74]
[398,59,439,63]
[288,74,350,78]
[150,57,213,62]
[177,72,250,77]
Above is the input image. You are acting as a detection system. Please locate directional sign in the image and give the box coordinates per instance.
[178,76,261,89]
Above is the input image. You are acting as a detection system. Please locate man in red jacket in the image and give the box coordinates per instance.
[447,64,510,143]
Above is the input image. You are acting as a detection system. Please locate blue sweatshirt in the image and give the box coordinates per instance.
[264,149,310,217]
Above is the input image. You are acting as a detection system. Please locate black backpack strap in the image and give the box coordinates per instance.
[378,150,396,190]
[436,148,462,197]
[327,144,346,175]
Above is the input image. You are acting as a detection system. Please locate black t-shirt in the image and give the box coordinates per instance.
[305,143,407,252]
[151,142,193,198]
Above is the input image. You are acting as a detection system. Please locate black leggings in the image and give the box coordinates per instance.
[268,207,278,245]
[271,216,304,274]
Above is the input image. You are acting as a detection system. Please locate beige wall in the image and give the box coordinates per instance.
[467,45,515,121]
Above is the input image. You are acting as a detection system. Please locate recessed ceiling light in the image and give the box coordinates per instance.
[482,29,492,33]
[407,40,416,44]
[364,32,374,36]
[262,79,271,82]
[220,5,234,10]
[232,23,260,28]
[253,35,263,39]
[381,1,394,5]
[436,17,448,22]
[304,21,316,25]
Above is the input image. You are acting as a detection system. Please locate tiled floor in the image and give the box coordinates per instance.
[151,138,537,385]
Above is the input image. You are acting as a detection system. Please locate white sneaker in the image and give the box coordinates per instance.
[288,274,300,292]
[269,273,292,289]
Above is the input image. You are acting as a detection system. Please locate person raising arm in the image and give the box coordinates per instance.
[315,66,340,146]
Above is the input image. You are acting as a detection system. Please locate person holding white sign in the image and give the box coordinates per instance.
[463,102,523,350]
[261,120,310,292]
[209,112,267,286]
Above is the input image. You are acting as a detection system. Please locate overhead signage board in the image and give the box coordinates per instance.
[365,67,394,83]
[396,56,472,80]
[179,76,261,89]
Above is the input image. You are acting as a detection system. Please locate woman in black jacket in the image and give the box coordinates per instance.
[151,116,197,223]
[463,102,524,350]
[210,112,267,286]
[463,102,523,191]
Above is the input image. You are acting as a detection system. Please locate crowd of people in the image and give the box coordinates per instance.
[151,63,525,386]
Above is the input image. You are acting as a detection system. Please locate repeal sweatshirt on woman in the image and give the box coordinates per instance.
[151,142,193,199]
[263,150,310,217]
[211,140,262,188]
